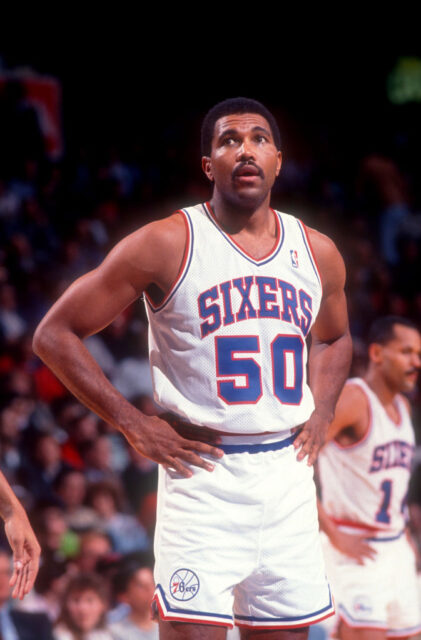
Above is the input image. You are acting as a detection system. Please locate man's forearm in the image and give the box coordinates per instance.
[0,472,21,521]
[33,324,142,432]
[309,330,352,421]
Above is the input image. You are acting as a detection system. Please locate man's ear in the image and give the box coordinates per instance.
[201,156,214,182]
[276,150,282,177]
[369,342,383,364]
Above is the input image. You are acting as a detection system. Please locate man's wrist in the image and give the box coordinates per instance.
[1,498,25,522]
[312,407,334,424]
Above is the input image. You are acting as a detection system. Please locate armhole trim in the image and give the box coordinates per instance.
[144,209,193,313]
[297,220,323,295]
[331,381,372,450]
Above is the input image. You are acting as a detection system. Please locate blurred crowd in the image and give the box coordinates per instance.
[1,75,421,638]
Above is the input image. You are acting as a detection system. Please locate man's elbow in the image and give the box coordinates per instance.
[32,319,57,361]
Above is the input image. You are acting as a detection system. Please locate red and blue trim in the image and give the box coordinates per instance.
[339,604,387,632]
[296,219,322,288]
[154,583,334,630]
[153,584,234,628]
[145,209,194,313]
[234,587,335,629]
[202,202,284,267]
[388,623,421,638]
[339,603,421,636]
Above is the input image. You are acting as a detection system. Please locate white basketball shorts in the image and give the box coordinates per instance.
[321,528,421,637]
[153,432,334,629]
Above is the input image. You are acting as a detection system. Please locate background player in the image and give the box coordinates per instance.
[32,97,352,639]
[0,469,41,599]
[318,316,421,639]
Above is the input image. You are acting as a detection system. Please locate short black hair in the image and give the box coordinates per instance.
[368,316,419,346]
[201,97,281,156]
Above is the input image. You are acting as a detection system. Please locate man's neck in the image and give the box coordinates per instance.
[210,192,273,236]
[364,370,398,407]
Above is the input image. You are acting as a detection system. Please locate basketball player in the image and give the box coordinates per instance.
[0,470,41,599]
[318,316,421,639]
[33,97,352,639]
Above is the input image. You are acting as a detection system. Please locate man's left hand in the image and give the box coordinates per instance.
[292,412,330,465]
[4,506,41,600]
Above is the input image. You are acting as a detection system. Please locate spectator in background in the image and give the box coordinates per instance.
[109,553,157,640]
[0,549,53,639]
[75,531,112,574]
[54,573,112,640]
[358,154,412,265]
[81,436,116,484]
[54,469,98,533]
[20,433,70,504]
[0,283,26,342]
[86,482,149,555]
[122,446,157,519]
[33,505,79,564]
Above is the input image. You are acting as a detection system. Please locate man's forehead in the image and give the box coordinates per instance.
[388,325,421,347]
[213,113,272,136]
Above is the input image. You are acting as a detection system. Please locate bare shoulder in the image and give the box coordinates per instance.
[114,212,186,266]
[328,381,370,442]
[340,381,369,413]
[107,211,187,291]
[306,226,346,294]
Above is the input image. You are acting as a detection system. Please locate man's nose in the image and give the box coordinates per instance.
[236,139,255,160]
[411,351,421,369]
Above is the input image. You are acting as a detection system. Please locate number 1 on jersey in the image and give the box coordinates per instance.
[215,334,304,405]
[376,479,392,525]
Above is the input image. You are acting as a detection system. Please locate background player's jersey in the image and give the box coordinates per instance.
[145,202,322,434]
[318,377,415,535]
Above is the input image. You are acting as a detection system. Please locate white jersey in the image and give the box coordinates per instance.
[318,377,415,535]
[145,202,322,434]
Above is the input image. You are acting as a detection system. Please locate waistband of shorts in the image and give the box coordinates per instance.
[331,518,405,541]
[218,431,299,454]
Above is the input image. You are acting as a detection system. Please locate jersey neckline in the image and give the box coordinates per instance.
[202,201,284,266]
[357,377,404,428]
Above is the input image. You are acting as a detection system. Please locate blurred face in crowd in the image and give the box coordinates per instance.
[122,567,155,614]
[58,471,87,508]
[65,588,106,632]
[77,533,111,572]
[86,436,111,470]
[90,490,116,518]
[43,507,67,550]
[0,553,12,606]
[36,435,61,468]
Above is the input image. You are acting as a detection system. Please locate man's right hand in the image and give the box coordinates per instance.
[329,528,377,565]
[121,415,224,478]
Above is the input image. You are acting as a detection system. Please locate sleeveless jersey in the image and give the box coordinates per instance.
[318,377,415,535]
[144,202,323,434]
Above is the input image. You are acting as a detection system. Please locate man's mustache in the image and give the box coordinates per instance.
[232,161,264,180]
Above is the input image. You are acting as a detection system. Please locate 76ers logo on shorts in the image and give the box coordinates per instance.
[170,569,200,601]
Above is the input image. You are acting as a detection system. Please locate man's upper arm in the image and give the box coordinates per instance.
[35,213,186,339]
[307,227,349,343]
[326,383,369,442]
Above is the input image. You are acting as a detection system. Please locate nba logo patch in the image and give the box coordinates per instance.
[170,569,200,601]
[290,249,299,268]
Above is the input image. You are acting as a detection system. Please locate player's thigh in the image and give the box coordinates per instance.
[159,619,228,640]
[338,620,387,640]
[240,627,309,639]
